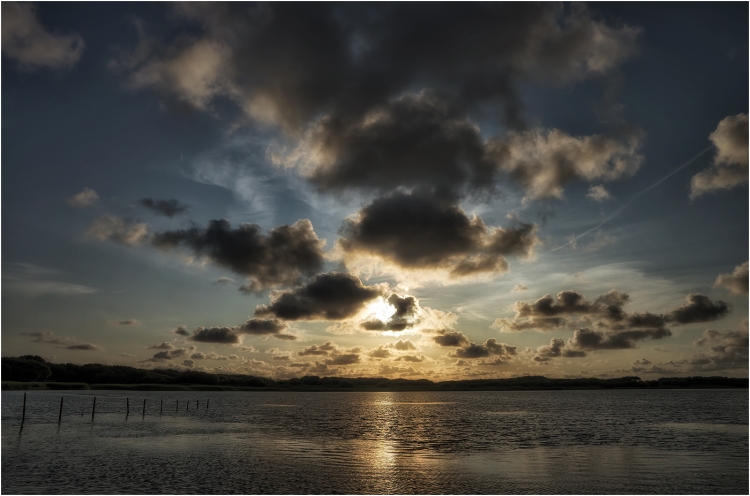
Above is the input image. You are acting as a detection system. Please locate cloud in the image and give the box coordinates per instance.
[714,262,748,296]
[254,272,383,321]
[22,331,104,351]
[297,342,337,356]
[493,289,730,359]
[337,190,540,279]
[115,319,141,326]
[141,346,194,362]
[433,331,470,347]
[487,128,642,200]
[395,354,425,363]
[88,215,149,246]
[512,284,528,293]
[189,326,242,344]
[2,2,84,70]
[568,327,671,350]
[586,185,613,202]
[533,337,586,362]
[691,114,748,198]
[67,188,99,208]
[367,347,392,359]
[145,342,175,350]
[385,339,417,351]
[138,198,190,218]
[493,289,726,334]
[276,92,495,197]
[665,293,729,325]
[361,293,420,331]
[324,354,360,366]
[238,318,295,340]
[172,325,190,336]
[450,338,518,361]
[215,277,234,285]
[117,3,638,132]
[689,322,749,372]
[238,318,287,335]
[65,344,105,351]
[151,219,325,291]
[2,263,98,297]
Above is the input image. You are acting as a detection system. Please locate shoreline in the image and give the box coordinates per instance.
[3,381,747,392]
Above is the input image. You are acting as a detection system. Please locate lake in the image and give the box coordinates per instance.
[2,389,747,494]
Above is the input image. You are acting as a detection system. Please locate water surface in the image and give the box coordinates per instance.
[2,389,747,494]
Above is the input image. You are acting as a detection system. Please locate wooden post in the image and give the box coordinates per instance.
[21,392,26,425]
[206,399,209,411]
[91,397,96,421]
[58,397,64,424]
[142,399,146,417]
[186,400,188,412]
[160,399,163,415]
[196,399,199,410]
[176,399,179,413]
[126,398,129,416]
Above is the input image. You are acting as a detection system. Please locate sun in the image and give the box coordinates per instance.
[364,297,396,322]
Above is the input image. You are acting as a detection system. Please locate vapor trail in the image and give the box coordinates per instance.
[551,145,714,252]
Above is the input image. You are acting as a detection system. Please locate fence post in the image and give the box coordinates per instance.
[58,397,64,424]
[91,397,96,421]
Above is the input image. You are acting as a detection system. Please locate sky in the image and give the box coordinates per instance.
[2,2,748,381]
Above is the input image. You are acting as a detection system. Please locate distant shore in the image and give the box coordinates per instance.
[3,380,747,392]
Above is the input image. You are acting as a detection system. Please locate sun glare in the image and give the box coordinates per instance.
[365,297,396,322]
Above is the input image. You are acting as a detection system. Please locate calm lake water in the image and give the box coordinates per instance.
[2,389,748,494]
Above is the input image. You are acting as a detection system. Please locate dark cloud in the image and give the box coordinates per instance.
[145,342,175,350]
[297,342,337,356]
[117,319,141,326]
[665,294,729,325]
[138,198,190,218]
[494,289,725,334]
[172,325,190,336]
[451,338,517,360]
[691,113,748,198]
[291,92,495,197]
[64,343,105,351]
[395,354,425,363]
[569,327,671,350]
[433,331,470,347]
[689,323,749,372]
[238,318,287,335]
[324,354,360,366]
[151,219,325,291]
[714,262,749,296]
[141,347,193,362]
[121,3,638,132]
[254,272,383,321]
[116,4,642,202]
[22,331,104,351]
[533,337,587,362]
[338,190,539,276]
[189,326,242,344]
[361,293,420,331]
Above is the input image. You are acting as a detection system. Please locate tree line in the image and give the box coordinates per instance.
[2,355,747,390]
